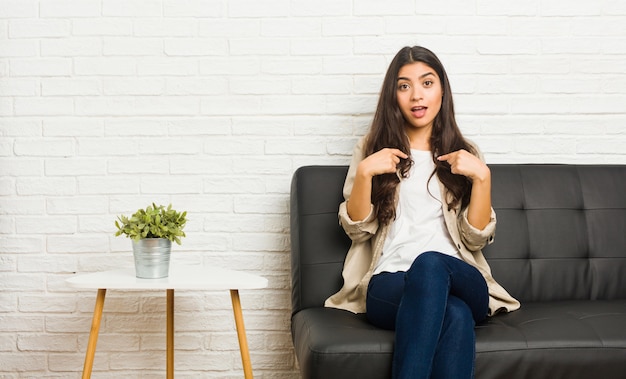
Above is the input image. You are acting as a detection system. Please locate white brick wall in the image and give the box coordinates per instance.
[1,0,625,377]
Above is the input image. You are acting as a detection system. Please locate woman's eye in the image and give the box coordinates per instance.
[398,83,410,90]
[424,80,433,87]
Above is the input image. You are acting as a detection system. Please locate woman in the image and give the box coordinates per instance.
[325,46,520,378]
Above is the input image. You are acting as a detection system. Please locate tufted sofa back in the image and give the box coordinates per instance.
[483,165,626,302]
[290,166,350,315]
[290,165,626,315]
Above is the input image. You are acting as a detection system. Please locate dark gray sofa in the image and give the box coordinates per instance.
[290,164,626,379]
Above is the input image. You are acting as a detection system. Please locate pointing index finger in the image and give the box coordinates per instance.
[392,149,409,159]
[436,153,449,161]
[437,150,460,161]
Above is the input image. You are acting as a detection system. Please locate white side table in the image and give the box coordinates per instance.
[66,265,268,379]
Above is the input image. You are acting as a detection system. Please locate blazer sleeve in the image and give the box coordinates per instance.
[458,207,496,252]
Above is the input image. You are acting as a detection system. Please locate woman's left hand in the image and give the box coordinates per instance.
[438,149,492,229]
[437,149,490,183]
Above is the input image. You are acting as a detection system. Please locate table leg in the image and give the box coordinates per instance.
[230,289,253,379]
[82,288,106,379]
[167,289,174,379]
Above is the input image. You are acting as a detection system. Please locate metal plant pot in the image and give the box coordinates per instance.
[132,238,172,279]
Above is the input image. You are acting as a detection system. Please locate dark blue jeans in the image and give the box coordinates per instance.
[366,252,489,379]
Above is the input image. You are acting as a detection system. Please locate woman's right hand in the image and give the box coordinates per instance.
[347,148,408,221]
[357,148,409,178]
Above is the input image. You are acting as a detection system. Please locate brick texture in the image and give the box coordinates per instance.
[1,0,625,377]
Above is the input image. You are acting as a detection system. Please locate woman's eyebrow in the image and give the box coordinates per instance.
[396,72,436,81]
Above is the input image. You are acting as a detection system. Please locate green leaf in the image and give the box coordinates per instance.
[114,203,187,246]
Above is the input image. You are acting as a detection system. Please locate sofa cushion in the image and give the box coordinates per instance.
[291,307,393,379]
[293,300,626,379]
[475,300,626,378]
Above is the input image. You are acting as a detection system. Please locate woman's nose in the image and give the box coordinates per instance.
[411,88,423,101]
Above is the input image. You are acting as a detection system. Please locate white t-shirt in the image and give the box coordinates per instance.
[373,149,461,275]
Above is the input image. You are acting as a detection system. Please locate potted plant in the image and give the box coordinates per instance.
[115,203,187,278]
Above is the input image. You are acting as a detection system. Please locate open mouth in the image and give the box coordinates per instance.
[411,106,427,117]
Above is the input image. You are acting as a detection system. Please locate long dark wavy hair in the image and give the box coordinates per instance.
[366,46,476,224]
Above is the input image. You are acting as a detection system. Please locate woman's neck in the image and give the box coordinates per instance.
[405,126,432,151]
